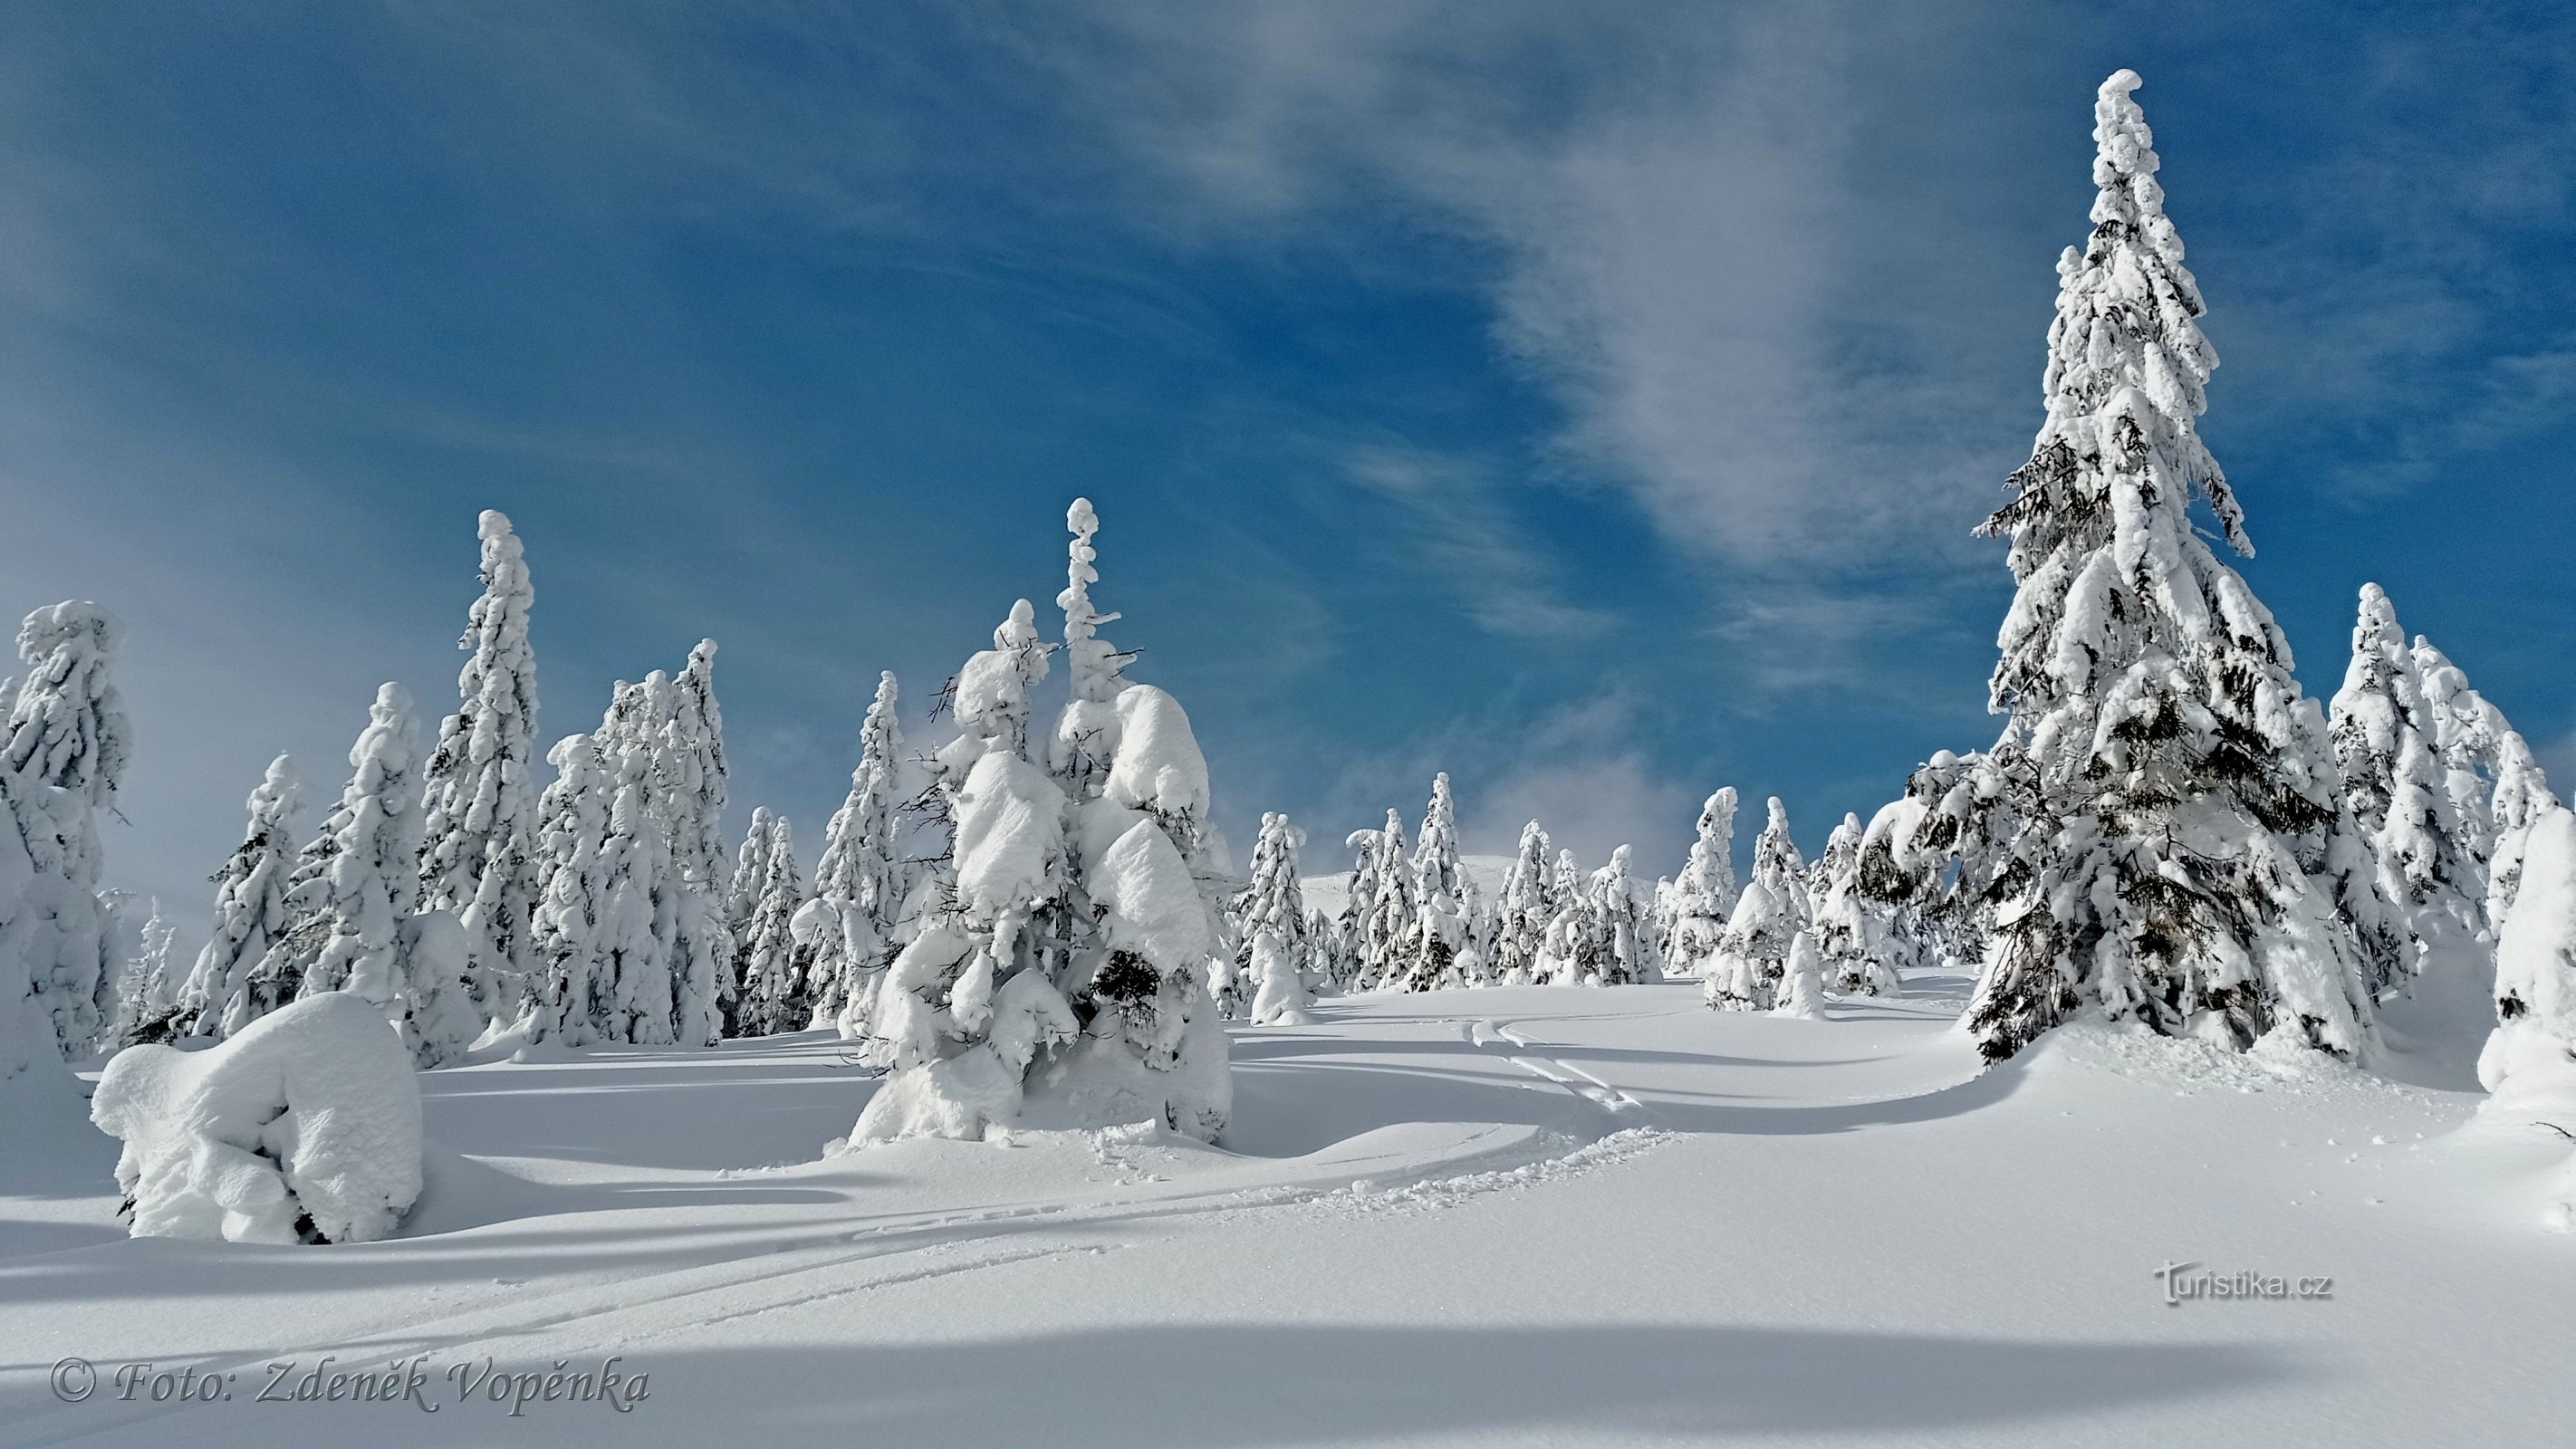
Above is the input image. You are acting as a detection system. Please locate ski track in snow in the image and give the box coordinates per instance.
[7,1000,1697,1447]
[12,982,2566,1449]
[1466,1017,1656,1123]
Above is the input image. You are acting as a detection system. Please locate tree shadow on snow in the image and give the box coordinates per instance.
[531,1323,2312,1447]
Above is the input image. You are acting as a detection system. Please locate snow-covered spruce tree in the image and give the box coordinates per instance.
[293,684,481,1067]
[0,601,133,1070]
[1810,812,1901,997]
[1232,811,1312,1003]
[1664,789,1739,977]
[572,647,733,1047]
[663,644,733,1047]
[2480,807,2576,1137]
[2327,584,2477,985]
[854,501,1230,1145]
[1775,929,1827,1019]
[1338,821,1387,987]
[1534,847,1594,984]
[798,670,914,1036]
[524,733,615,1045]
[725,806,778,964]
[731,811,808,1037]
[1491,820,1552,984]
[1399,774,1471,992]
[2414,638,2557,938]
[1307,907,1352,992]
[173,756,301,1040]
[1706,798,1806,1011]
[1864,72,2376,1065]
[417,510,539,1027]
[1588,845,1657,984]
[1356,809,1416,990]
[1246,926,1313,1024]
[111,901,182,1047]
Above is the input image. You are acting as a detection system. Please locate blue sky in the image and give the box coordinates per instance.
[6,3,2576,926]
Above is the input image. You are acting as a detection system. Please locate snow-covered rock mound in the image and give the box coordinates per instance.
[90,993,423,1244]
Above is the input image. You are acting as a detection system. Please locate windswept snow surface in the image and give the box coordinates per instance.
[4,979,2571,1446]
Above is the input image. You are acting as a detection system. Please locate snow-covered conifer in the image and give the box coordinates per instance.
[800,671,915,1036]
[854,502,1229,1145]
[726,806,778,954]
[1233,811,1312,1000]
[171,756,301,1040]
[1248,928,1313,1025]
[0,601,132,1070]
[418,510,540,1024]
[1774,930,1826,1018]
[1491,821,1552,984]
[1811,812,1901,997]
[1706,799,1806,1011]
[1664,789,1739,977]
[2326,584,2473,990]
[111,901,183,1047]
[2479,808,2576,1163]
[1399,774,1471,992]
[732,811,808,1037]
[2414,638,2558,938]
[1860,72,2377,1063]
[1589,845,1656,984]
[1356,809,1416,989]
[293,684,482,1066]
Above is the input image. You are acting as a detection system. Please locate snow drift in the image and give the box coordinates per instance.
[91,993,424,1244]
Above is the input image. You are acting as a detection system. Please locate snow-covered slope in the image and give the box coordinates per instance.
[3,981,2570,1446]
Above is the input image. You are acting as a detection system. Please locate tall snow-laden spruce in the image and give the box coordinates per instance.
[0,601,132,1072]
[1492,820,1553,985]
[1707,798,1805,1011]
[1666,789,1739,976]
[799,671,913,1037]
[1339,821,1389,988]
[1400,774,1470,991]
[1233,811,1312,1004]
[294,684,481,1066]
[1590,844,1656,984]
[2327,584,2475,986]
[1868,72,2375,1064]
[173,755,301,1039]
[1356,810,1416,989]
[731,811,808,1037]
[853,500,1230,1146]
[417,510,539,1027]
[664,643,734,1047]
[1811,811,1901,997]
[567,647,733,1047]
[725,806,778,965]
[111,900,182,1046]
[2412,638,2557,939]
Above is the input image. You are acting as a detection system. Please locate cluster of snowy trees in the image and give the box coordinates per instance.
[1294,773,1931,1018]
[1311,776,1659,994]
[113,509,919,1073]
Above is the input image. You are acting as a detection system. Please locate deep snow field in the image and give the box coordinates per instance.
[5,975,2571,1449]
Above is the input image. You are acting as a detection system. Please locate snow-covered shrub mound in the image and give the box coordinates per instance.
[91,993,423,1244]
[2480,811,2576,1176]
